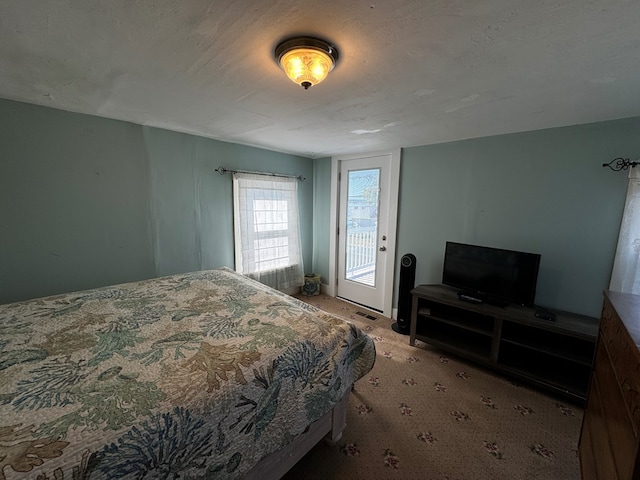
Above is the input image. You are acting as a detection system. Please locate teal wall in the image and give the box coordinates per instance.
[0,100,155,303]
[393,119,635,317]
[143,127,313,277]
[311,118,635,317]
[0,99,313,304]
[311,156,332,281]
[2,96,635,317]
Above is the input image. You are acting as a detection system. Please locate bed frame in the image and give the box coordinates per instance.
[245,388,350,479]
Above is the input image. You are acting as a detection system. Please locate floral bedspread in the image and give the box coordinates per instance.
[0,267,376,479]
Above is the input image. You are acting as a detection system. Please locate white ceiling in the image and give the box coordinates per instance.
[1,0,639,158]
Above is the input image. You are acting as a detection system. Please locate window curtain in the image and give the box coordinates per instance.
[609,168,640,294]
[232,172,304,291]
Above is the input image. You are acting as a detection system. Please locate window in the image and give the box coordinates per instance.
[610,169,640,294]
[233,172,303,291]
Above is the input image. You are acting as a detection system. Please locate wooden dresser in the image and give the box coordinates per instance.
[579,290,640,480]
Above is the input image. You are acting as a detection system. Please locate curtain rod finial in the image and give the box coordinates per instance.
[602,157,639,172]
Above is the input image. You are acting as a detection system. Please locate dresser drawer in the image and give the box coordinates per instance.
[582,368,619,480]
[595,339,638,479]
[601,298,640,436]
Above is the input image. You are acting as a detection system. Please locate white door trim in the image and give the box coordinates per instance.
[328,149,401,318]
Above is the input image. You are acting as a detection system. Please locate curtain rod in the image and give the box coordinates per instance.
[215,166,305,182]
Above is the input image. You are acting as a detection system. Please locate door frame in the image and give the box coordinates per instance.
[328,149,401,318]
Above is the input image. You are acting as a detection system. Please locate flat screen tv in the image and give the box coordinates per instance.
[442,242,541,306]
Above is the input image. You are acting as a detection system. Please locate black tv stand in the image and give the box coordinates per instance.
[410,284,599,404]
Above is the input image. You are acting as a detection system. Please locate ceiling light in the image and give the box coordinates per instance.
[275,36,339,90]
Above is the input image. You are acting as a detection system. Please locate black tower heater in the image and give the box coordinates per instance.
[392,253,417,335]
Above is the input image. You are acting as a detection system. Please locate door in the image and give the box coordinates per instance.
[335,152,400,314]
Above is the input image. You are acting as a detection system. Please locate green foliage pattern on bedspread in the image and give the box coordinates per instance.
[0,267,376,479]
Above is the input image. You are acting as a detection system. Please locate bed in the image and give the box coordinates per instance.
[0,267,376,479]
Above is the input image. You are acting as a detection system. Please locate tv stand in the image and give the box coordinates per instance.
[410,284,599,404]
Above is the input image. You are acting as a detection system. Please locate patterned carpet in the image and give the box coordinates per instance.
[284,293,582,480]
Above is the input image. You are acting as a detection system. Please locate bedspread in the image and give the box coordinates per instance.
[0,267,375,479]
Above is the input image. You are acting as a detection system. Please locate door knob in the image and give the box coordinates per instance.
[379,246,387,251]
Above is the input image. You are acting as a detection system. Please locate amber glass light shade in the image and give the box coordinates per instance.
[275,37,339,90]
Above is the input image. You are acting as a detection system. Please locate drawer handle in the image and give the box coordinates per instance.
[623,382,639,393]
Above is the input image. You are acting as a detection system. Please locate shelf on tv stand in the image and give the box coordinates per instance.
[409,284,599,404]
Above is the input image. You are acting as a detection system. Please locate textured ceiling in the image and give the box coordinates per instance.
[1,0,639,158]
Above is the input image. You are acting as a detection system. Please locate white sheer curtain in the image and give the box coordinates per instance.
[232,172,304,291]
[610,168,640,294]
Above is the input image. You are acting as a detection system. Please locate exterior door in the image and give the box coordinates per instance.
[336,152,399,313]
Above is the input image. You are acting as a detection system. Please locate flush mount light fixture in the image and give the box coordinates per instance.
[275,36,339,90]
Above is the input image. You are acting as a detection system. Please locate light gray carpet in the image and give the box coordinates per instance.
[283,293,582,480]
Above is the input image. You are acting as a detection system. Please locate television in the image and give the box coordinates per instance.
[442,242,541,307]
